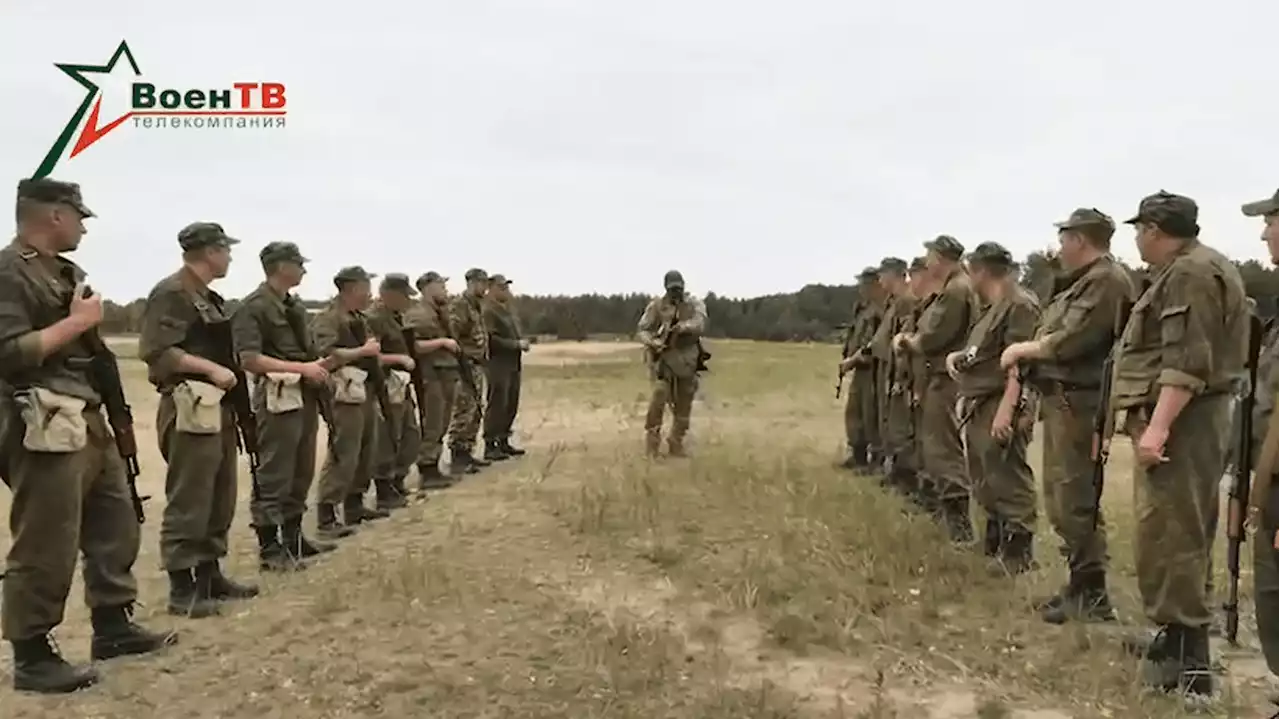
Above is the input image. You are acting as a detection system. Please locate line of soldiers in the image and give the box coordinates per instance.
[0,178,529,693]
[839,190,1280,700]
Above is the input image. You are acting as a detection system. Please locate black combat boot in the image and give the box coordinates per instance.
[374,479,408,511]
[283,517,334,558]
[484,439,510,461]
[839,443,868,470]
[202,560,260,599]
[418,462,452,491]
[166,568,220,618]
[391,474,409,497]
[449,446,481,475]
[667,436,689,458]
[11,635,98,694]
[90,604,178,660]
[1040,570,1116,624]
[316,503,357,541]
[256,525,299,573]
[982,515,1004,557]
[500,437,526,456]
[940,497,973,544]
[990,527,1036,576]
[1140,624,1214,697]
[344,494,389,525]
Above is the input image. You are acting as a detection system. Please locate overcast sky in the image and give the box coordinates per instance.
[1,1,1275,301]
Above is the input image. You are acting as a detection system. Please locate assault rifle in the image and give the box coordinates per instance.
[207,317,261,502]
[453,349,483,404]
[401,326,429,431]
[1224,313,1264,646]
[283,305,337,446]
[351,315,399,456]
[68,272,148,523]
[1088,351,1116,533]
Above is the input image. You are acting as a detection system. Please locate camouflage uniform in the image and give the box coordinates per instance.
[840,267,883,469]
[232,242,337,569]
[910,235,979,540]
[482,274,526,460]
[368,274,421,510]
[870,258,916,490]
[1242,190,1279,675]
[954,243,1040,572]
[1112,192,1248,696]
[406,271,465,486]
[1027,208,1136,623]
[0,179,171,693]
[637,270,708,457]
[448,267,491,472]
[312,266,386,532]
[139,222,257,617]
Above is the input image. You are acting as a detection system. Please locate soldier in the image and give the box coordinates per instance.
[863,259,913,490]
[1241,189,1278,686]
[232,241,339,571]
[1111,191,1247,696]
[448,268,491,474]
[905,257,937,503]
[1001,208,1135,623]
[482,273,529,461]
[837,267,883,471]
[368,273,422,511]
[0,178,174,693]
[893,235,979,541]
[637,270,708,457]
[406,272,463,487]
[140,222,259,619]
[312,266,389,536]
[946,242,1040,573]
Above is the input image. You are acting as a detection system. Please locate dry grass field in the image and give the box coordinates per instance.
[0,338,1273,718]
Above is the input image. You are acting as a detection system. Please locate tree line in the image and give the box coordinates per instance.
[97,251,1277,342]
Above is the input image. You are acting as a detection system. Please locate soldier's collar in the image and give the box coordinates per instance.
[178,264,212,295]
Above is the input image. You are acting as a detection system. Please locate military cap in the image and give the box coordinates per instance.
[857,267,879,281]
[1123,191,1198,226]
[464,267,489,282]
[178,222,239,251]
[1241,189,1279,217]
[489,273,513,286]
[380,272,417,296]
[923,234,965,261]
[966,241,1016,267]
[415,271,447,289]
[878,257,908,274]
[908,257,928,272]
[16,177,95,217]
[259,241,308,265]
[663,269,685,288]
[333,265,376,285]
[1053,207,1115,231]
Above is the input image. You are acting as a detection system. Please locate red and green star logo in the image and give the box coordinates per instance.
[32,40,141,180]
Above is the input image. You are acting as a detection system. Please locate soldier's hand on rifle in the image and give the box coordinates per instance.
[298,360,329,384]
[1000,341,1036,370]
[69,281,104,329]
[991,401,1014,442]
[891,333,910,354]
[358,337,381,357]
[1135,424,1170,467]
[519,338,531,352]
[944,351,964,380]
[397,355,416,371]
[207,365,238,391]
[838,357,856,373]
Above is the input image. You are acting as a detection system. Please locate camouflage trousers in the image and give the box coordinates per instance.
[449,368,484,453]
[1129,395,1230,628]
[645,372,698,447]
[1040,389,1109,574]
[318,398,378,505]
[250,390,319,528]
[376,400,420,481]
[882,387,917,489]
[418,368,458,466]
[843,367,880,457]
[2,408,140,641]
[963,395,1036,532]
[156,396,239,572]
[1256,475,1279,674]
[919,374,968,502]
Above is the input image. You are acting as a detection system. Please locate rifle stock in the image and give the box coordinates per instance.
[1089,353,1116,533]
[1224,314,1263,646]
[402,326,429,432]
[352,317,400,456]
[208,320,261,502]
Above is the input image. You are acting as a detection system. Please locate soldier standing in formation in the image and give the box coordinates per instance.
[368,273,422,511]
[448,268,491,475]
[1,179,173,693]
[233,241,338,571]
[482,273,529,461]
[894,235,979,541]
[1000,208,1135,623]
[312,266,387,536]
[864,259,912,490]
[139,222,259,619]
[637,270,708,457]
[947,242,1040,573]
[837,267,882,471]
[408,271,463,487]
